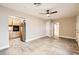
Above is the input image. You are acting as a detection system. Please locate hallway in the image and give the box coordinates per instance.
[0,37,79,55]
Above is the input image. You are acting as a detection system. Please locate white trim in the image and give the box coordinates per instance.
[26,35,46,42]
[59,35,76,40]
[0,45,9,51]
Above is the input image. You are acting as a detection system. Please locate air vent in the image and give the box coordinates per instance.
[33,3,41,6]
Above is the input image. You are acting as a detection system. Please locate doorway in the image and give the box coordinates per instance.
[53,22,59,39]
[8,16,26,46]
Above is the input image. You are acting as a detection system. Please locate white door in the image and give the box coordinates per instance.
[54,22,59,39]
[76,16,79,46]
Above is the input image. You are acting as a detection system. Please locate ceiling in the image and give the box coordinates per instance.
[0,3,79,20]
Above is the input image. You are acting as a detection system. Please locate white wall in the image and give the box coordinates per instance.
[0,6,46,50]
[53,17,76,39]
[46,21,50,37]
[51,21,54,37]
[46,20,53,37]
[26,17,46,42]
[0,16,9,50]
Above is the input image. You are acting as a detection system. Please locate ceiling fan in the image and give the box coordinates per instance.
[40,10,57,17]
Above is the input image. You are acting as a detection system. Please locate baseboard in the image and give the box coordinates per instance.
[26,35,76,42]
[59,35,76,40]
[0,45,9,51]
[26,35,46,42]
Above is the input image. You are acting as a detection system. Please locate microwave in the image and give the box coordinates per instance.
[13,25,19,31]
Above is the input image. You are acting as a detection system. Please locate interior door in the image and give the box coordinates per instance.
[54,22,59,39]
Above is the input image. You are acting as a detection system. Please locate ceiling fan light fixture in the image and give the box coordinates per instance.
[46,14,50,17]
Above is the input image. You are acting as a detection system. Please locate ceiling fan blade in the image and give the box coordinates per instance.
[40,13,47,14]
[50,11,57,14]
